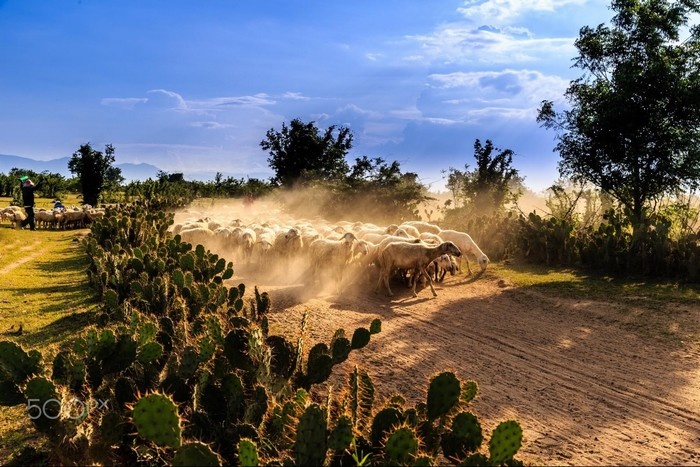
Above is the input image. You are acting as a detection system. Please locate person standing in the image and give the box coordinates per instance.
[19,177,39,231]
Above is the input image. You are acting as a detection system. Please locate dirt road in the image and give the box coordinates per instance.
[238,267,700,466]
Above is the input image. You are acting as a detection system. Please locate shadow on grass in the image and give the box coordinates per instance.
[15,310,97,348]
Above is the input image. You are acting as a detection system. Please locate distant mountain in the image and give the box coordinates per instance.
[0,154,161,182]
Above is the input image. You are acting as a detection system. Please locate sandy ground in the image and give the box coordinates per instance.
[231,264,700,466]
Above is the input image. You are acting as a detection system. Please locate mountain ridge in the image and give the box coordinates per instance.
[0,153,161,182]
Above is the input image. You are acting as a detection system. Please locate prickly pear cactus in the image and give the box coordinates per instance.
[426,371,461,421]
[462,380,478,403]
[0,341,42,383]
[25,376,61,436]
[132,393,182,448]
[266,335,296,378]
[295,403,328,467]
[488,420,522,465]
[306,344,333,385]
[177,345,200,378]
[328,415,354,452]
[350,327,371,349]
[237,438,259,467]
[172,441,222,466]
[331,336,351,364]
[384,426,419,465]
[440,411,483,461]
[370,318,382,334]
[98,411,125,446]
[370,406,403,447]
[136,341,163,364]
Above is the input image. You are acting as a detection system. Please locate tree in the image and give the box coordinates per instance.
[68,143,124,206]
[260,118,352,187]
[37,171,67,199]
[537,0,700,230]
[445,139,522,215]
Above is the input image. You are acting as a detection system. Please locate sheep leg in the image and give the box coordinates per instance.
[423,268,438,296]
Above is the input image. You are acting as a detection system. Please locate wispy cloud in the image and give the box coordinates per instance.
[406,24,576,65]
[457,0,589,25]
[101,97,148,109]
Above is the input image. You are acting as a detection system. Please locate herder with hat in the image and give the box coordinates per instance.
[19,176,39,231]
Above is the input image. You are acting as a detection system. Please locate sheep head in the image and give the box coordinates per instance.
[478,254,489,271]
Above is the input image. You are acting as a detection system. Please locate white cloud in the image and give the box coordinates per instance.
[420,69,569,123]
[100,97,148,109]
[457,0,589,25]
[282,92,310,100]
[407,24,576,65]
[428,69,569,103]
[190,121,236,129]
[147,89,188,110]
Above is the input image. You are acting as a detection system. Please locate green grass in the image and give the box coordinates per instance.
[1,193,84,212]
[492,259,700,302]
[0,224,99,461]
[491,259,700,346]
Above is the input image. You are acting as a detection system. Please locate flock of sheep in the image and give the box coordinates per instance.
[0,204,105,230]
[172,210,489,298]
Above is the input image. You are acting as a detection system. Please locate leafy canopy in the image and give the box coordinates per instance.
[68,143,124,206]
[445,139,522,215]
[537,0,700,223]
[260,118,352,187]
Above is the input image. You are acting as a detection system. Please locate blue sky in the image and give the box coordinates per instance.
[0,1,614,192]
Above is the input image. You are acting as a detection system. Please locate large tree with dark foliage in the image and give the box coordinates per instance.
[537,0,700,230]
[260,118,353,187]
[68,143,124,206]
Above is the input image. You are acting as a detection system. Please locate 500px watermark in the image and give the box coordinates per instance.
[27,398,109,420]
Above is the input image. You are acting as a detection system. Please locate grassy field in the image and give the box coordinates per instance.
[0,219,98,461]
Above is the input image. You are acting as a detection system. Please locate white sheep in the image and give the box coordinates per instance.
[239,228,257,263]
[179,226,215,248]
[403,220,442,235]
[397,224,421,238]
[437,229,489,275]
[376,240,462,297]
[307,232,360,292]
[419,232,444,245]
[273,227,304,260]
[252,235,274,265]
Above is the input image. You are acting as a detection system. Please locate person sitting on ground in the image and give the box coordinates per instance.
[53,199,65,211]
[19,177,40,231]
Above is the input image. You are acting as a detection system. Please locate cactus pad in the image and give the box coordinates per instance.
[488,420,522,465]
[462,380,478,403]
[426,372,460,420]
[295,403,327,467]
[370,406,403,447]
[328,415,354,452]
[0,341,42,383]
[384,426,419,465]
[370,318,382,334]
[350,327,371,349]
[137,341,163,364]
[132,393,182,448]
[173,441,222,466]
[237,438,259,467]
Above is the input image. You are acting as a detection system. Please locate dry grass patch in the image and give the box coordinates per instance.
[0,226,98,461]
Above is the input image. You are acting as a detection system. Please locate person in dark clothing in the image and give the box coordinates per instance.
[20,178,39,231]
